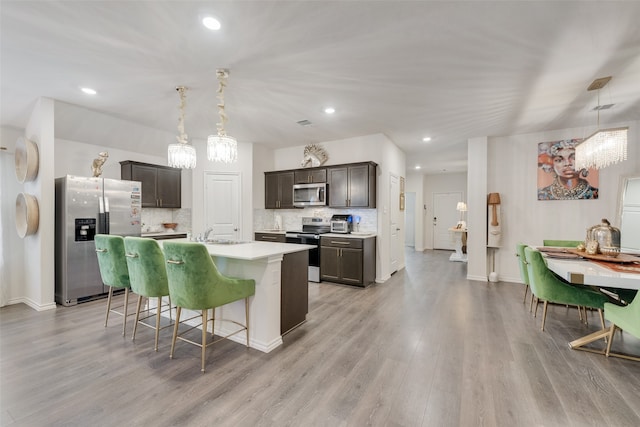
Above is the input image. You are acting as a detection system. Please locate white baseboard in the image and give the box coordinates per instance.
[7,297,56,311]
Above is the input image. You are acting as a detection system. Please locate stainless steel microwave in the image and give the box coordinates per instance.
[293,183,326,207]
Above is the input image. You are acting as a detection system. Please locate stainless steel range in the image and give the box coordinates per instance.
[285,217,330,282]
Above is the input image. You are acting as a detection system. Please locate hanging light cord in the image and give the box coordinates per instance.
[176,86,188,144]
[216,69,230,136]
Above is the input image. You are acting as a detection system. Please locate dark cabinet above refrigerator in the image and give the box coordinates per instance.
[120,161,181,208]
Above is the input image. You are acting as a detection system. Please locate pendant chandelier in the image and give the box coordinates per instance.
[207,69,238,163]
[575,76,628,170]
[167,86,197,169]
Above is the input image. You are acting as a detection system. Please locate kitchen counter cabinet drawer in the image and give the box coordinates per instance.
[320,236,362,249]
[255,232,286,243]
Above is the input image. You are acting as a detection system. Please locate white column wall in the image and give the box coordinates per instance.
[23,98,56,310]
[467,137,489,282]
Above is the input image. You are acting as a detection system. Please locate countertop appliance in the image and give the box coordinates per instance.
[285,217,330,282]
[55,175,142,306]
[293,183,327,207]
[330,214,353,234]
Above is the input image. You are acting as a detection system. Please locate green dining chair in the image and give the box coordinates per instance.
[163,241,256,372]
[124,237,172,351]
[524,247,608,331]
[604,292,640,361]
[95,234,131,336]
[516,243,533,308]
[542,239,584,248]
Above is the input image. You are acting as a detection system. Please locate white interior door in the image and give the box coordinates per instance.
[433,192,462,250]
[204,172,241,241]
[390,174,400,273]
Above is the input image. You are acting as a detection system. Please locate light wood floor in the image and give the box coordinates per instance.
[2,249,640,426]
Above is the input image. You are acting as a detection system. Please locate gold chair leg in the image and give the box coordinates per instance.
[529,293,535,313]
[201,309,208,373]
[523,285,529,304]
[605,325,617,356]
[598,309,605,331]
[533,297,539,318]
[132,295,143,341]
[245,297,250,347]
[122,288,129,337]
[104,287,114,327]
[155,297,162,352]
[211,308,215,338]
[170,306,181,359]
[541,300,548,331]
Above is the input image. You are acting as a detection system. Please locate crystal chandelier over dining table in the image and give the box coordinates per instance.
[207,69,238,163]
[574,76,627,170]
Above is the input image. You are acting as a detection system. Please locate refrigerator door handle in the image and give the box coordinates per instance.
[103,196,110,234]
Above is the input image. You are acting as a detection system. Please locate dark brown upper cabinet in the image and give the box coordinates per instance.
[120,161,181,208]
[327,162,376,208]
[265,171,295,209]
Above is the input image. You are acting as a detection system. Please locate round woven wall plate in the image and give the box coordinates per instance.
[15,193,39,238]
[15,136,39,183]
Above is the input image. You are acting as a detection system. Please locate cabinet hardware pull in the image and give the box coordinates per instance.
[167,260,184,265]
[331,241,349,245]
[264,236,277,240]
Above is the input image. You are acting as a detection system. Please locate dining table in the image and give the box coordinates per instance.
[544,252,640,355]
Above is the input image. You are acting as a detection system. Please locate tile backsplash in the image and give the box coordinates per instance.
[141,208,192,233]
[253,207,377,232]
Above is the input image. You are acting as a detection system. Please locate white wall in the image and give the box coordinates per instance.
[420,172,468,251]
[479,121,638,284]
[405,174,424,251]
[0,126,26,307]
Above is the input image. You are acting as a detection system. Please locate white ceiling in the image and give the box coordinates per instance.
[2,1,640,174]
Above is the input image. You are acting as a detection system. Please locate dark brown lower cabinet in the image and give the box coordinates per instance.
[280,250,309,335]
[320,236,376,287]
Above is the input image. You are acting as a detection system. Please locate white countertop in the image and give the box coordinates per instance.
[254,229,286,234]
[158,238,314,261]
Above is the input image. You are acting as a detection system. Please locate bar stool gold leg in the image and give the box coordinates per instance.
[170,307,181,359]
[201,309,208,373]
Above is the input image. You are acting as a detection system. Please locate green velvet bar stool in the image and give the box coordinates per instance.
[605,292,640,361]
[124,237,172,351]
[524,247,608,331]
[163,241,256,372]
[95,234,131,336]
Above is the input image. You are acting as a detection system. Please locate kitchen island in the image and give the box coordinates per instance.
[158,239,314,353]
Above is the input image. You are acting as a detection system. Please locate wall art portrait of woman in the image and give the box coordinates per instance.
[537,139,599,200]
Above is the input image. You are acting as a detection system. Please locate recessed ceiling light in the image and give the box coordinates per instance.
[324,107,335,114]
[415,166,421,170]
[81,87,97,95]
[202,16,221,30]
[422,137,431,142]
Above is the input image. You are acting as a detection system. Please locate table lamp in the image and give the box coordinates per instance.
[487,193,501,226]
[456,202,467,228]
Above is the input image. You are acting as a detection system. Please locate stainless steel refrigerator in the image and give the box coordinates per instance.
[55,175,142,306]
